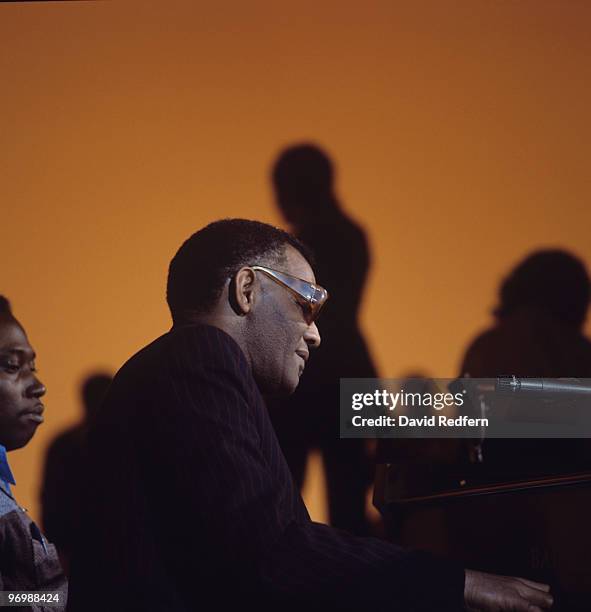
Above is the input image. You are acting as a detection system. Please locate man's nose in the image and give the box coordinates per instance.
[304,322,321,349]
[26,376,46,399]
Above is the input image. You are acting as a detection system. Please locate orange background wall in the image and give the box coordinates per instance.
[1,0,590,523]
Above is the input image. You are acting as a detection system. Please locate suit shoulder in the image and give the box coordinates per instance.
[167,324,249,370]
[113,324,250,386]
[92,326,257,435]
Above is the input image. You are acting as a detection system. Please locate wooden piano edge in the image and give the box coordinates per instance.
[374,466,591,509]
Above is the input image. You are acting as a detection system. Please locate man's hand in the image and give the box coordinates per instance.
[464,569,553,611]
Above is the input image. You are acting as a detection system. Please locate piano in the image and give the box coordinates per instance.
[374,437,591,611]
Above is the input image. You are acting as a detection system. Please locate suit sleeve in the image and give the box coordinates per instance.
[157,328,465,611]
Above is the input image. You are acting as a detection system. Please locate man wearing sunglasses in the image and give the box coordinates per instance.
[68,219,553,612]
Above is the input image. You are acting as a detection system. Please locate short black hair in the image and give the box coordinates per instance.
[0,296,12,317]
[166,219,313,322]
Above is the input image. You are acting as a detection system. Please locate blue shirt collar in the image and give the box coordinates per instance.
[0,445,16,486]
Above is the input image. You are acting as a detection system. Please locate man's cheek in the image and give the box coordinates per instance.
[0,387,15,409]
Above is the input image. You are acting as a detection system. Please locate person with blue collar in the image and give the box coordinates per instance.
[0,295,66,610]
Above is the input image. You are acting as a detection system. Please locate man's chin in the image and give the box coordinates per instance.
[260,374,300,398]
[265,385,298,399]
[2,431,35,452]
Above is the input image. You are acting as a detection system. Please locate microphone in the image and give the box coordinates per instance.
[496,376,591,396]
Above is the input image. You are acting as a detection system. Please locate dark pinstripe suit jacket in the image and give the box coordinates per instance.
[67,324,464,611]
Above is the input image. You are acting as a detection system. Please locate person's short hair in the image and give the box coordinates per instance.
[166,219,313,322]
[0,295,12,317]
[495,249,591,329]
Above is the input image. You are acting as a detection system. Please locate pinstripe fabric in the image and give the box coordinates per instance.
[67,325,464,611]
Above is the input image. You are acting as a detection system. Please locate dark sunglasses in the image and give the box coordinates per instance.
[250,265,329,324]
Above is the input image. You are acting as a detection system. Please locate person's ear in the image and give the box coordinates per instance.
[229,267,257,316]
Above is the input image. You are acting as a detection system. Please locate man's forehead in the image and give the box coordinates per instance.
[282,245,316,283]
[0,318,33,355]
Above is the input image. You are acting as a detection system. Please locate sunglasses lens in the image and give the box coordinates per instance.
[306,290,327,324]
[252,266,328,324]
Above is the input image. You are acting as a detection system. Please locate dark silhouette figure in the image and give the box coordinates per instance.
[268,143,377,535]
[41,372,113,573]
[461,249,591,379]
[460,249,591,473]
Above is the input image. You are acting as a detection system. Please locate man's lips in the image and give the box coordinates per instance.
[20,403,45,424]
[295,351,309,376]
[295,350,309,364]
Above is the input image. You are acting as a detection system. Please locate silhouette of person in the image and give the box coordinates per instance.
[461,249,591,379]
[460,249,591,473]
[41,372,113,573]
[267,143,377,535]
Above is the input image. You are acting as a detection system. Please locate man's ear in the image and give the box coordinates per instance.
[229,267,257,316]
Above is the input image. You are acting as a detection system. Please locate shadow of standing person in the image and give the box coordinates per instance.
[41,372,113,574]
[267,143,377,535]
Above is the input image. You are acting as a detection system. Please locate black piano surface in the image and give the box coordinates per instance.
[374,439,591,611]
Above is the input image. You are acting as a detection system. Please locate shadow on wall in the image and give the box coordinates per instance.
[41,372,113,574]
[267,143,379,536]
